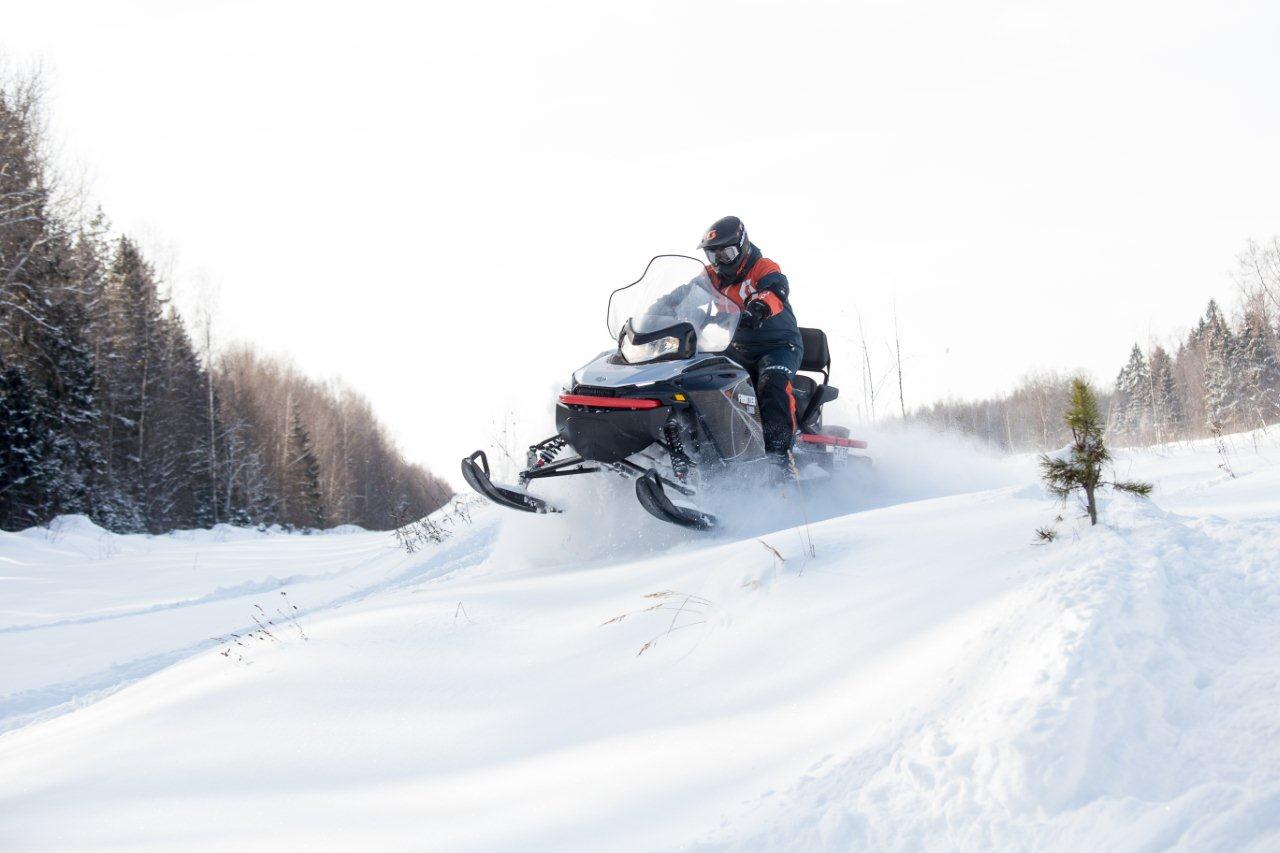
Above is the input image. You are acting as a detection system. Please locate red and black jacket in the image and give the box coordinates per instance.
[707,244,800,350]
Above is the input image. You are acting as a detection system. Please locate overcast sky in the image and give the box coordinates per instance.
[5,0,1280,484]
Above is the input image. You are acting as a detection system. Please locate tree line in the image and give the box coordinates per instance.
[1,71,449,532]
[915,238,1280,451]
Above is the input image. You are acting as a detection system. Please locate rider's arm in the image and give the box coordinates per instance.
[750,263,789,318]
[649,280,696,316]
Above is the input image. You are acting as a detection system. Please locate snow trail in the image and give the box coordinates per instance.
[1,431,1278,850]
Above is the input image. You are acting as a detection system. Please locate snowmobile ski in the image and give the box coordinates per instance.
[461,451,559,514]
[635,470,716,531]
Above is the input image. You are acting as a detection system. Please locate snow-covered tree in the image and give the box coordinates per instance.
[1112,344,1150,440]
[34,287,105,518]
[1147,345,1182,441]
[1,72,107,526]
[0,363,51,528]
[1233,301,1280,428]
[1200,300,1236,433]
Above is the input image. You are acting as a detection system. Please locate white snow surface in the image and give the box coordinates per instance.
[2,428,1279,851]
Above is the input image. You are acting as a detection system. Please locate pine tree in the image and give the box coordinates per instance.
[1147,345,1181,441]
[150,310,219,528]
[1112,343,1150,440]
[68,210,138,526]
[96,237,221,530]
[285,402,325,529]
[1,75,109,527]
[0,362,52,528]
[0,76,49,345]
[98,237,168,528]
[1234,303,1280,427]
[34,289,105,517]
[1039,378,1152,526]
[1201,300,1235,432]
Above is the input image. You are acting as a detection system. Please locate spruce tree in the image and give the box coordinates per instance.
[285,402,325,529]
[35,290,105,518]
[1,76,109,527]
[151,310,218,529]
[1112,343,1150,440]
[0,363,52,528]
[1234,305,1280,427]
[1039,378,1152,526]
[1202,301,1235,433]
[1147,345,1181,440]
[101,237,168,529]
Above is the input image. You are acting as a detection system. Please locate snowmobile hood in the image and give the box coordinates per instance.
[572,351,724,389]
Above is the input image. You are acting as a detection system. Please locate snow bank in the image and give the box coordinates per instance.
[1,431,1278,850]
[705,494,1280,850]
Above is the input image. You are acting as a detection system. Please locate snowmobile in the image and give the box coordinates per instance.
[462,254,869,530]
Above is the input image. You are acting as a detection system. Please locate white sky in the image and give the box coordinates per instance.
[5,1,1280,485]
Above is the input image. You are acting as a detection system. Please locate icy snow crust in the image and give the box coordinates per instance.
[1,428,1278,851]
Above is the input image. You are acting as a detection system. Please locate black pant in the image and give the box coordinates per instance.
[728,340,803,455]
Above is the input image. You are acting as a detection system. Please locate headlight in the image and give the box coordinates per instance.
[620,334,680,364]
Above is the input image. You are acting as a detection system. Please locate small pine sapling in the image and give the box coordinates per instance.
[1039,378,1153,527]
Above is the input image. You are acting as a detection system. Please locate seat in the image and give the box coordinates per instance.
[795,327,836,429]
[799,327,830,375]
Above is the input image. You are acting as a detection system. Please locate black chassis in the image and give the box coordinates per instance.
[557,354,749,458]
[465,356,746,529]
[464,356,752,504]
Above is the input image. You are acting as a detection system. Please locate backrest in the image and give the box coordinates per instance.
[799,327,830,373]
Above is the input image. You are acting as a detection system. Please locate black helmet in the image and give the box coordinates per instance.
[698,215,750,281]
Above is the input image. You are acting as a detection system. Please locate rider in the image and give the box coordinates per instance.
[698,216,804,466]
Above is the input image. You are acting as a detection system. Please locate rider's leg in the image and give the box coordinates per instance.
[725,343,756,373]
[755,343,803,456]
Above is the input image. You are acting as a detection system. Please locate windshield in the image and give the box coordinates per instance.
[606,255,740,353]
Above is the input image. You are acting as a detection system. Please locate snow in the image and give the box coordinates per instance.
[2,430,1279,851]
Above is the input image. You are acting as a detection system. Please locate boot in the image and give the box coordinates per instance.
[764,450,795,485]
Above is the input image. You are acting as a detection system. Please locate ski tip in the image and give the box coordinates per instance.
[635,470,716,531]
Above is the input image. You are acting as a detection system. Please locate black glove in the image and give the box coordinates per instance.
[739,298,772,330]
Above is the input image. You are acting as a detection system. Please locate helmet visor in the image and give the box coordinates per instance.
[704,244,740,267]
